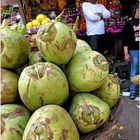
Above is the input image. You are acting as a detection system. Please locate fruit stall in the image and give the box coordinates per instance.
[0,0,124,140]
[0,0,127,39]
[0,0,26,24]
[1,0,128,60]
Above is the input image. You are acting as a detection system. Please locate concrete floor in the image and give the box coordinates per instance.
[113,96,139,140]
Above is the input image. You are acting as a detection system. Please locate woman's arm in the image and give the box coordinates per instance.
[122,22,131,62]
[123,46,130,62]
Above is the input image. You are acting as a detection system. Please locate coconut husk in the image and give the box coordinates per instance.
[81,97,123,140]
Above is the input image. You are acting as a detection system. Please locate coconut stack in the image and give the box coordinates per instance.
[0,21,120,140]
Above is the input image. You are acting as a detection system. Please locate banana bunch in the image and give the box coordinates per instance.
[10,23,27,35]
[1,19,10,29]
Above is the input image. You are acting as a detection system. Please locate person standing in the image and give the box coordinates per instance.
[122,2,139,99]
[82,0,110,52]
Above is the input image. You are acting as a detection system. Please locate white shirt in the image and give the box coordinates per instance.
[82,2,111,36]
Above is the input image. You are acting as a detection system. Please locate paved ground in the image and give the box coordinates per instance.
[113,95,139,140]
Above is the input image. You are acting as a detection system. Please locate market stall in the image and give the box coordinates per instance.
[0,0,26,24]
[0,0,127,39]
[20,0,127,60]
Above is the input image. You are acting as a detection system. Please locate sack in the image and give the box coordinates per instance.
[114,61,130,79]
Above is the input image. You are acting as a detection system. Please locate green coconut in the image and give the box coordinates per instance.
[66,51,109,92]
[1,104,31,140]
[95,74,120,108]
[29,51,45,65]
[0,28,30,69]
[18,62,69,112]
[36,21,77,65]
[69,93,110,133]
[10,23,27,35]
[73,39,92,56]
[23,105,80,140]
[1,69,19,104]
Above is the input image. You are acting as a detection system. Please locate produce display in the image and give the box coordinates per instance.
[23,105,80,140]
[1,104,31,140]
[96,0,108,6]
[59,3,87,38]
[1,69,19,104]
[1,18,27,36]
[69,93,110,133]
[26,14,51,34]
[36,21,77,65]
[0,7,121,140]
[95,74,120,108]
[57,0,66,12]
[28,51,45,65]
[10,23,27,35]
[0,0,126,38]
[73,39,92,56]
[66,51,109,92]
[62,4,78,28]
[18,62,69,111]
[14,64,28,76]
[0,5,21,26]
[105,0,126,33]
[0,28,30,69]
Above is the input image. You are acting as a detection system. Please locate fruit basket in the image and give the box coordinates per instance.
[81,97,123,140]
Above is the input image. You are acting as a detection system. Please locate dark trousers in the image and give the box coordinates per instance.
[86,34,105,54]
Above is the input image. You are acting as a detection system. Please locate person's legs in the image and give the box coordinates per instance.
[86,35,99,51]
[129,50,139,99]
[98,34,105,54]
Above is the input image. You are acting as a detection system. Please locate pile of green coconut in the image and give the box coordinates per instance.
[0,21,120,140]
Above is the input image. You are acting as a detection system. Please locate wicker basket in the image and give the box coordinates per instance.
[80,97,123,140]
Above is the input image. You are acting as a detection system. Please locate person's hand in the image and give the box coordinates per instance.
[95,13,103,19]
[124,53,130,62]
